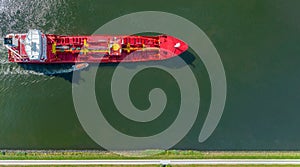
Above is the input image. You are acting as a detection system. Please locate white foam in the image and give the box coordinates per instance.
[0,0,71,37]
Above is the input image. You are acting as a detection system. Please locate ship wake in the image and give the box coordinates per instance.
[0,63,82,76]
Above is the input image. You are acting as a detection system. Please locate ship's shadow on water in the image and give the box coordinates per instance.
[19,50,196,83]
[94,50,196,69]
[19,63,75,82]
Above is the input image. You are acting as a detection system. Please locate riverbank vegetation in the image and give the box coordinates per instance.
[1,150,300,160]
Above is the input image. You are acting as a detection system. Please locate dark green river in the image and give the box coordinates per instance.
[1,0,300,150]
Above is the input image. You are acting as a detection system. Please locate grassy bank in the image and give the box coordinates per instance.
[1,150,300,160]
[0,166,297,167]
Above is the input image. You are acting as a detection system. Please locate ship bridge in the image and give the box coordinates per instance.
[24,29,47,61]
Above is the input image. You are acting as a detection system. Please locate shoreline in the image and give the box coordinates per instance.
[2,150,300,160]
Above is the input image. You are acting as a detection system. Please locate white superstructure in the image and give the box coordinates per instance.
[24,29,47,61]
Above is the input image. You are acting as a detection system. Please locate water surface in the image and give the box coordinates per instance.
[1,0,300,150]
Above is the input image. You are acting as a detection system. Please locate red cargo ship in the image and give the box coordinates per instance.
[3,29,188,64]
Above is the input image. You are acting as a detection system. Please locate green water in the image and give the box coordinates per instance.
[1,0,300,150]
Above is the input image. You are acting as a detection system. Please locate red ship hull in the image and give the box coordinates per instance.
[4,30,188,64]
